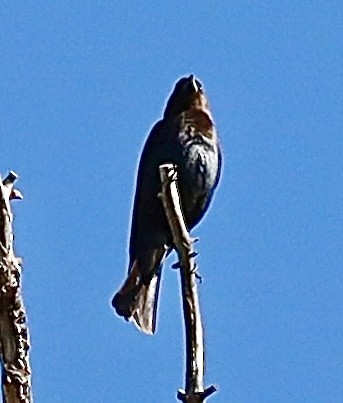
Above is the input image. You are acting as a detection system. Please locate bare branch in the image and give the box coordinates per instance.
[159,164,217,402]
[0,172,32,402]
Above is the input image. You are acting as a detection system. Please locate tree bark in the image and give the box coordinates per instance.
[159,164,217,402]
[0,171,32,403]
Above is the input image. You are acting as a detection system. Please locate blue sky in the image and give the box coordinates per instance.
[1,2,342,402]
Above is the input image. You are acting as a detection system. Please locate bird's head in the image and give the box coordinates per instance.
[163,75,211,119]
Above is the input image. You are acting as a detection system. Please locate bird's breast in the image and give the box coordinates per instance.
[175,113,219,196]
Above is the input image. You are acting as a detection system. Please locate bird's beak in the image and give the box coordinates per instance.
[189,74,200,92]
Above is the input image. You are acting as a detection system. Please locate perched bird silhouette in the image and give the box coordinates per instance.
[112,75,221,334]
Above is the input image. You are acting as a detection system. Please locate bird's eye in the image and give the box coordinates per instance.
[195,80,202,90]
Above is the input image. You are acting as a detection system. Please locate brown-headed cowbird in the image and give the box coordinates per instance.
[112,75,222,334]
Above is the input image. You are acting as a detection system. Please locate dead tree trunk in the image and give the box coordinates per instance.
[0,171,32,402]
[159,164,217,403]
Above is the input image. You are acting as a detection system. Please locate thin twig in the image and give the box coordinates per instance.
[159,164,217,402]
[0,171,32,403]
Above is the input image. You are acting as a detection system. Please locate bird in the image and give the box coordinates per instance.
[112,75,222,335]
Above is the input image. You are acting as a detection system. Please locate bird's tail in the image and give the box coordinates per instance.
[112,248,166,335]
